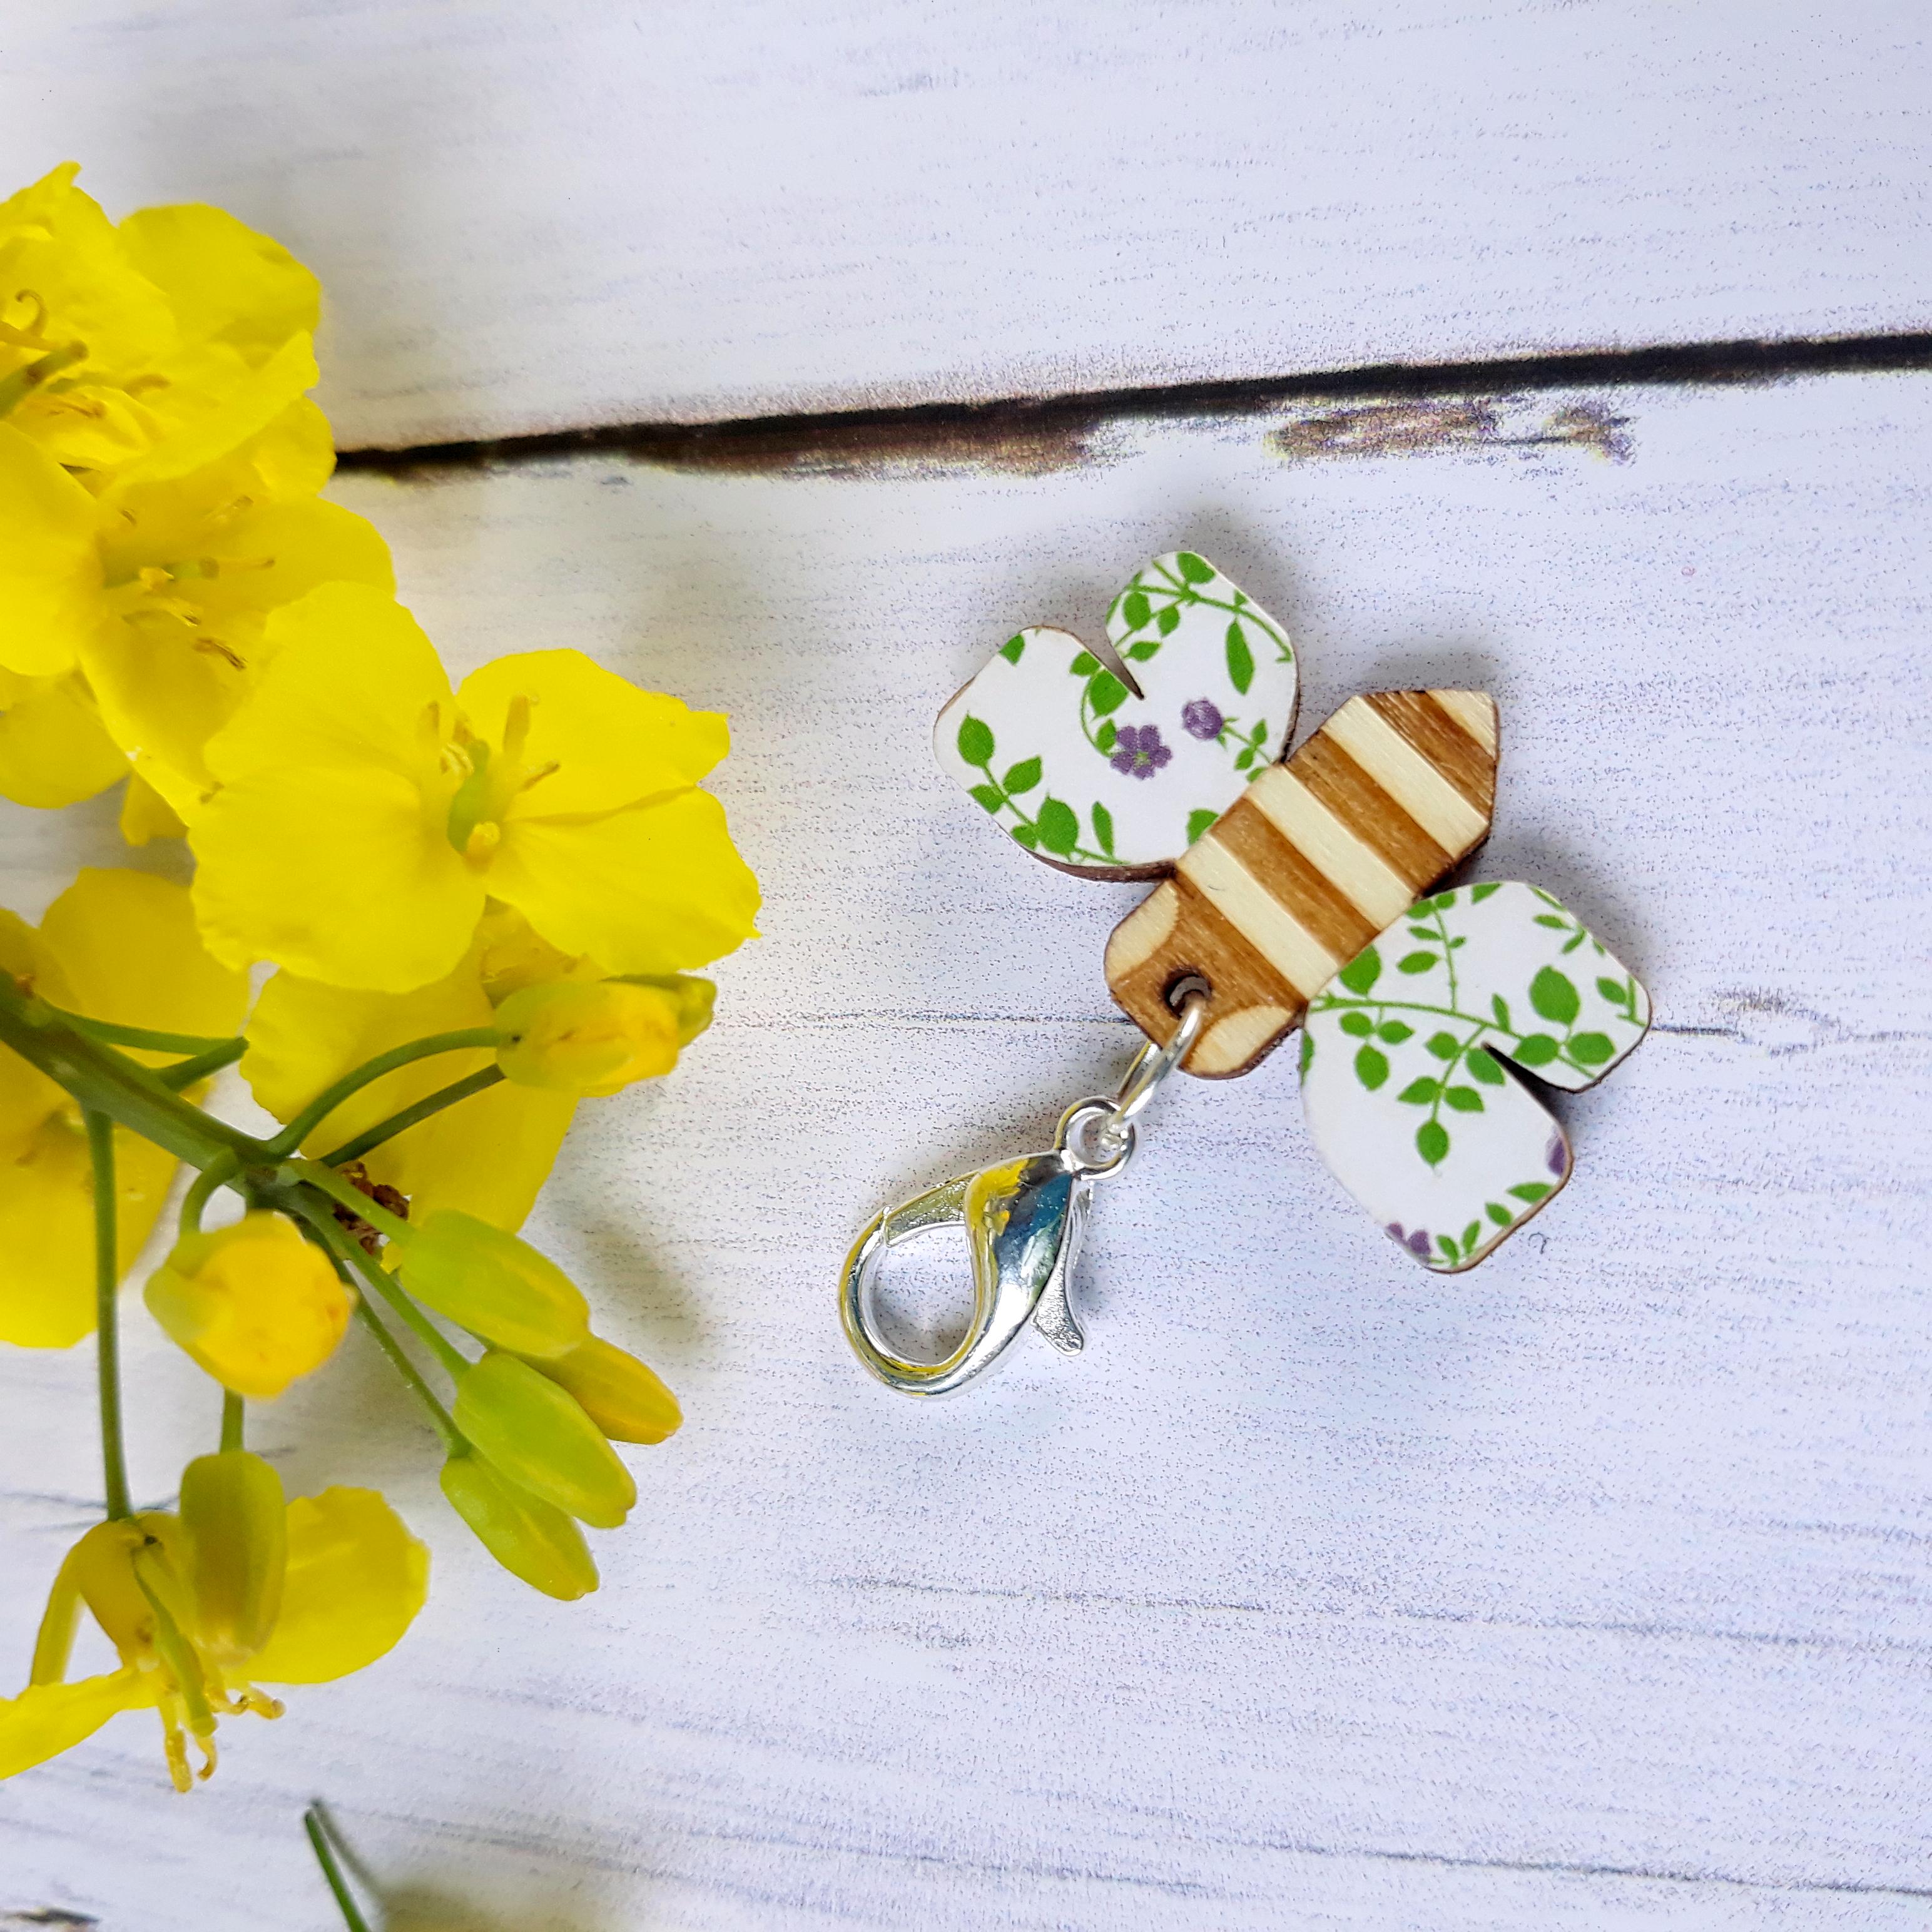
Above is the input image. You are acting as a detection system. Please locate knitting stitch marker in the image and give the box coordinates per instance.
[841,552,1650,1394]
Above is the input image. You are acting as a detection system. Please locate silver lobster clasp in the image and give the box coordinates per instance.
[838,990,1206,1396]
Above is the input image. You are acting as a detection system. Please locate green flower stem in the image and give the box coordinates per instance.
[220,1391,244,1453]
[315,1233,464,1450]
[48,1007,244,1057]
[265,1028,501,1157]
[178,1157,238,1239]
[300,1202,469,1382]
[283,1159,414,1244]
[156,1037,250,1090]
[84,1111,131,1522]
[322,1065,506,1167]
[304,1806,374,1932]
[965,753,1111,866]
[0,982,268,1169]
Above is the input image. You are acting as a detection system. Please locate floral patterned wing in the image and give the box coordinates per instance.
[932,552,1296,876]
[1298,882,1650,1272]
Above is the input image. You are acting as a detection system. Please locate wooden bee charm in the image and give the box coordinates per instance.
[843,551,1650,1394]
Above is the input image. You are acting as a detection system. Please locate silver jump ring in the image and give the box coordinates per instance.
[1109,987,1208,1127]
[1056,1099,1137,1180]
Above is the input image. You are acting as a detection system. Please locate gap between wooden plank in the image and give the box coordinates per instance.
[334,328,1932,477]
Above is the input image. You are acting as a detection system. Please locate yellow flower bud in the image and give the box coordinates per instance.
[145,1213,352,1400]
[178,1451,287,1669]
[394,1209,589,1358]
[439,1452,597,1601]
[492,975,711,1097]
[525,1335,681,1445]
[453,1352,636,1529]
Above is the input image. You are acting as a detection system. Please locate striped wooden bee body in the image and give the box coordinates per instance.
[1104,689,1500,1076]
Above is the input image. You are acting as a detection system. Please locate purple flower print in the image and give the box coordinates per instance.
[1386,1223,1434,1259]
[1110,723,1173,780]
[1181,698,1225,741]
[1546,1134,1568,1177]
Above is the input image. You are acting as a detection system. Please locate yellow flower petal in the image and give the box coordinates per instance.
[191,585,480,987]
[245,1487,429,1685]
[489,788,760,974]
[81,495,394,817]
[38,868,249,1050]
[458,650,731,818]
[116,202,319,364]
[0,668,126,808]
[0,1669,153,1780]
[119,773,186,845]
[0,1114,180,1348]
[97,331,318,497]
[0,425,103,676]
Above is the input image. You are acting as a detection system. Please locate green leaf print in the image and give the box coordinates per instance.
[957,714,995,766]
[1530,966,1580,1025]
[1436,1232,1460,1262]
[1097,719,1117,753]
[1125,639,1161,660]
[1070,651,1099,677]
[1226,620,1254,694]
[1010,823,1039,850]
[969,784,1005,813]
[1471,882,1501,903]
[1425,1032,1460,1060]
[1354,1045,1390,1090]
[1092,800,1116,856]
[1156,605,1181,635]
[1508,1181,1552,1204]
[1461,1219,1482,1252]
[1089,669,1130,716]
[1416,1120,1451,1166]
[1396,1077,1441,1105]
[1486,1201,1513,1227]
[1398,951,1438,974]
[1597,976,1629,1006]
[998,634,1026,665]
[1339,1012,1375,1037]
[1298,1028,1315,1077]
[1035,797,1079,855]
[1512,1034,1560,1066]
[1001,757,1042,795]
[1377,1020,1413,1044]
[1443,1086,1484,1112]
[1491,994,1512,1030]
[1175,552,1216,584]
[1186,807,1219,845]
[1568,1030,1615,1065]
[1121,589,1151,631]
[1466,1045,1506,1084]
[1338,945,1382,995]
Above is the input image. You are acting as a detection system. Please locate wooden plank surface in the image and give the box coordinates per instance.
[3,370,1929,1927]
[2,3,1929,445]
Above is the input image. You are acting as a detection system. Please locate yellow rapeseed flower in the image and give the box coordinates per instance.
[0,869,248,1348]
[0,383,393,819]
[190,583,760,993]
[0,163,318,476]
[3,1477,427,1790]
[145,1213,354,1400]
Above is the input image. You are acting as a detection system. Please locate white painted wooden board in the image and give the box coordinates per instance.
[3,373,1929,1926]
[3,3,1929,445]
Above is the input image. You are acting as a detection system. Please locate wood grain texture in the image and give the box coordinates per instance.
[1106,691,1497,1075]
[3,373,1931,1928]
[2,3,1929,445]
